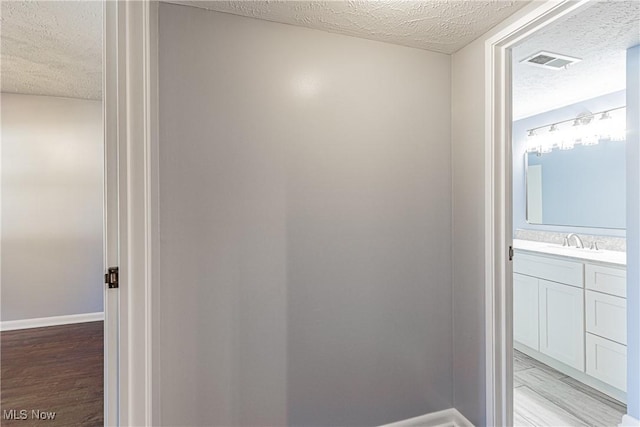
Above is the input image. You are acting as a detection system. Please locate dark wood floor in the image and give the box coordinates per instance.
[1,321,103,427]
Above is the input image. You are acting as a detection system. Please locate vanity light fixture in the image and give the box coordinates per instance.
[525,106,626,154]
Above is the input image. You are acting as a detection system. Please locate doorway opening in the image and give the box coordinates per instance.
[0,1,110,425]
[485,1,640,426]
[510,2,635,424]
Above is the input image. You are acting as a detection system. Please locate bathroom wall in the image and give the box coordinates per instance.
[1,93,104,322]
[625,44,640,422]
[512,90,626,236]
[158,3,452,426]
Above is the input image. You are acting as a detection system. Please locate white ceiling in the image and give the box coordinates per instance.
[4,0,636,114]
[0,1,530,100]
[512,0,640,120]
[168,1,530,54]
[1,1,102,100]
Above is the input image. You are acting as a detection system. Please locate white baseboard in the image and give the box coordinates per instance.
[620,414,640,427]
[380,408,474,427]
[0,312,104,331]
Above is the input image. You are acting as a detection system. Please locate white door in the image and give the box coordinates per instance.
[103,1,119,424]
[539,279,585,370]
[513,273,539,350]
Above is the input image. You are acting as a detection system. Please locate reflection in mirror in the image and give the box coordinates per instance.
[525,139,626,228]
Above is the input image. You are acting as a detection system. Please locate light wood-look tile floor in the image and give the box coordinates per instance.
[514,350,626,427]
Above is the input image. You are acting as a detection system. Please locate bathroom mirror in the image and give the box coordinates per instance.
[526,140,626,229]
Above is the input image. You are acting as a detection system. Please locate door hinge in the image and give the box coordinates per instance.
[509,246,514,261]
[105,267,119,289]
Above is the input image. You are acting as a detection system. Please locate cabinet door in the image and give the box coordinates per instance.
[586,333,627,391]
[514,273,539,350]
[539,279,585,371]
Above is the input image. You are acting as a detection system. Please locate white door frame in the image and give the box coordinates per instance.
[483,1,591,426]
[104,1,159,425]
[103,0,119,424]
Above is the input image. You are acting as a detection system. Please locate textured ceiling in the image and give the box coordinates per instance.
[6,0,635,113]
[1,1,102,100]
[168,0,530,54]
[512,0,640,120]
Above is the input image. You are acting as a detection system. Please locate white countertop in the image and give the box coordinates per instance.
[513,239,626,266]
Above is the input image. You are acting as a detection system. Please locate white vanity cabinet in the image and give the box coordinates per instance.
[586,334,627,391]
[539,279,585,370]
[585,263,627,393]
[514,273,539,350]
[513,249,627,401]
[586,290,627,345]
[513,253,585,371]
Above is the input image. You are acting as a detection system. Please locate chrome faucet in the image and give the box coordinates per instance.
[566,233,584,249]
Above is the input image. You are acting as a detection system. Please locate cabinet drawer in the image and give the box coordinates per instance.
[586,291,626,345]
[586,333,627,392]
[585,263,626,298]
[514,253,583,287]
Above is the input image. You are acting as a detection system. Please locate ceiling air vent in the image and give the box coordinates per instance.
[520,51,581,70]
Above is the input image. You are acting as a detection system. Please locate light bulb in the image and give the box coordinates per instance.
[595,111,614,140]
[557,125,574,150]
[559,140,575,150]
[581,133,599,146]
[578,117,598,146]
[610,109,626,141]
[526,129,540,153]
[538,127,555,153]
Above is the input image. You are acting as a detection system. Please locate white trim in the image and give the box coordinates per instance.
[146,4,161,425]
[483,1,590,426]
[0,312,104,331]
[620,414,640,427]
[380,409,474,427]
[106,1,159,426]
[103,1,120,425]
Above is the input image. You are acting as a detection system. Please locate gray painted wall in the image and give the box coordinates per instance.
[451,35,487,427]
[451,4,543,425]
[1,93,104,322]
[158,3,452,426]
